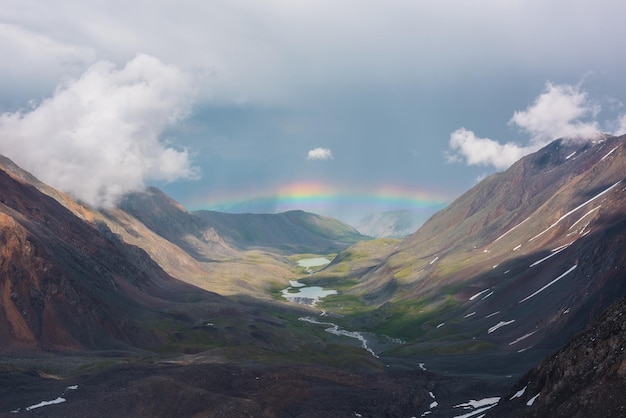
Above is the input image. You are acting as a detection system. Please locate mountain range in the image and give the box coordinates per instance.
[1,134,626,416]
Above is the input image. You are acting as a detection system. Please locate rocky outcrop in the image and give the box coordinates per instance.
[494,296,626,417]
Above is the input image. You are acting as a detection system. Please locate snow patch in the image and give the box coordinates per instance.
[529,244,571,267]
[510,385,527,400]
[453,397,500,418]
[20,384,78,412]
[529,181,620,242]
[519,265,577,303]
[454,397,501,409]
[469,289,491,301]
[526,393,540,406]
[568,207,600,231]
[26,398,66,411]
[601,145,619,161]
[488,320,515,334]
[509,331,537,346]
[552,243,571,252]
[577,221,592,236]
[494,217,531,243]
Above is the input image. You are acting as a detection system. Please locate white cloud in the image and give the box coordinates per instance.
[447,128,536,170]
[448,82,616,171]
[0,54,199,207]
[613,114,626,136]
[509,82,600,143]
[307,147,333,160]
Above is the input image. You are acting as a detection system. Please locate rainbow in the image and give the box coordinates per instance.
[186,181,452,220]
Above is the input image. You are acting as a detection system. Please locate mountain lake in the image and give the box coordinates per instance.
[282,257,335,305]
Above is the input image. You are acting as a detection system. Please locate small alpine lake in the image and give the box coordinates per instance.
[297,257,331,269]
[281,281,337,306]
[282,257,334,305]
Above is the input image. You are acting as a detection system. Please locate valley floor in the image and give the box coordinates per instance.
[0,352,510,418]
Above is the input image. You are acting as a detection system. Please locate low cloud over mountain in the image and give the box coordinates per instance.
[0,54,198,207]
[448,82,626,170]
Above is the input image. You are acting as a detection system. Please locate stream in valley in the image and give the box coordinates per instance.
[283,257,403,358]
[279,258,509,416]
[298,316,380,357]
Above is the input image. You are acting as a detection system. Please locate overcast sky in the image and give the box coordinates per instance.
[1,1,626,223]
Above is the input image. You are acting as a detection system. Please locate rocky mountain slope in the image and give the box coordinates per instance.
[0,163,227,352]
[493,295,626,417]
[313,134,626,376]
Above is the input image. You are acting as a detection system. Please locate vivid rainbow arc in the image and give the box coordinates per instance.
[187,181,451,216]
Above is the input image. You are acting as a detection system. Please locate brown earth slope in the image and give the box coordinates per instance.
[0,163,229,352]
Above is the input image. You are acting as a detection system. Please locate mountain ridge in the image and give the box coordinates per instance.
[118,187,369,257]
[309,134,626,377]
[0,165,220,352]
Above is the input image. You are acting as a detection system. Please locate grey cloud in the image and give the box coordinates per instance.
[4,1,626,108]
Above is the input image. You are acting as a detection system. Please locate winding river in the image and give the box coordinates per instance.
[299,316,379,357]
[283,256,403,358]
